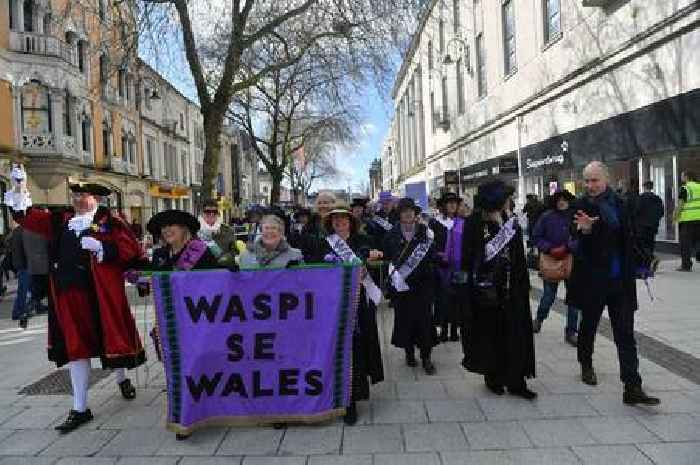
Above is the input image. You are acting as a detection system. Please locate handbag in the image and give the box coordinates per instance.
[539,252,572,282]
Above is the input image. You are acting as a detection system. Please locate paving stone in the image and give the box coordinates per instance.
[0,458,58,465]
[442,448,581,465]
[476,397,544,421]
[424,400,484,422]
[586,393,664,416]
[307,455,372,465]
[2,408,67,429]
[370,382,397,399]
[460,421,532,450]
[0,407,26,426]
[0,430,61,456]
[116,459,179,465]
[178,459,243,465]
[278,425,342,455]
[54,459,116,465]
[579,416,659,444]
[535,394,600,418]
[40,430,117,457]
[637,442,700,465]
[155,427,228,456]
[402,423,468,452]
[371,401,427,424]
[373,452,441,465]
[216,428,283,456]
[520,418,598,447]
[342,425,403,454]
[97,404,163,429]
[572,445,654,465]
[241,458,305,465]
[396,381,448,400]
[636,414,700,441]
[97,428,170,456]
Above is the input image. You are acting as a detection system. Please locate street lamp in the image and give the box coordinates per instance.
[443,36,473,75]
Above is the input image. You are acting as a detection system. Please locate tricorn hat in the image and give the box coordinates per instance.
[397,197,421,214]
[147,209,200,238]
[70,183,112,197]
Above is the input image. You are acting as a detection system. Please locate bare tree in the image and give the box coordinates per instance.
[137,0,421,201]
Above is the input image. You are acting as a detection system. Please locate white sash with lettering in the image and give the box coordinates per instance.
[372,215,393,231]
[389,228,434,292]
[326,234,382,305]
[484,216,518,263]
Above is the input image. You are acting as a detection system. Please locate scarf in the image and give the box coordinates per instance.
[250,237,291,266]
[175,239,208,271]
[589,188,622,278]
[434,214,455,231]
[198,217,223,242]
[444,217,464,270]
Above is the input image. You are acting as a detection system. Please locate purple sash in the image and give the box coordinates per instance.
[176,239,208,271]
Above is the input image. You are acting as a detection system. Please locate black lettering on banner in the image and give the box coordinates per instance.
[254,333,276,360]
[186,372,223,402]
[253,294,272,320]
[223,295,247,322]
[185,295,222,323]
[305,292,314,320]
[279,293,299,320]
[252,371,274,397]
[304,370,323,396]
[221,373,249,398]
[226,333,244,362]
[279,369,300,396]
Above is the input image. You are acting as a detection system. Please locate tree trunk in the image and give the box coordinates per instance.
[270,172,284,205]
[202,114,223,203]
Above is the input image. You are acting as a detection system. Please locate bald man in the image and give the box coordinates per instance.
[566,162,659,406]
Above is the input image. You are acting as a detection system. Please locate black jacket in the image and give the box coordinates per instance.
[635,192,664,231]
[382,223,436,297]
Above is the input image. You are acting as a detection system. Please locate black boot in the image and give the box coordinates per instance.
[581,365,598,386]
[508,381,538,400]
[485,376,504,395]
[176,433,191,440]
[119,378,136,400]
[623,385,660,406]
[405,348,418,367]
[18,318,28,330]
[421,357,436,376]
[55,409,93,433]
[449,324,460,341]
[344,401,358,425]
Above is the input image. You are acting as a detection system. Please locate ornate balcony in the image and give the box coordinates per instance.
[22,133,55,152]
[9,31,76,66]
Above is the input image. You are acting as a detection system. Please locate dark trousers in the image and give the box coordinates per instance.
[577,284,642,387]
[679,221,700,270]
[637,227,657,258]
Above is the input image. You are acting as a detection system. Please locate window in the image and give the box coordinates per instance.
[441,76,448,123]
[99,54,107,85]
[126,75,132,102]
[439,19,445,53]
[181,150,188,184]
[430,91,435,133]
[23,0,33,32]
[180,113,184,131]
[476,33,487,97]
[121,132,128,162]
[453,0,461,34]
[63,90,72,136]
[146,137,155,175]
[129,137,135,164]
[77,41,85,73]
[9,0,14,29]
[42,13,49,34]
[456,58,465,114]
[102,122,111,166]
[118,69,125,97]
[81,117,91,152]
[544,0,561,44]
[20,82,51,133]
[144,86,152,110]
[98,0,106,21]
[428,40,433,70]
[503,0,517,76]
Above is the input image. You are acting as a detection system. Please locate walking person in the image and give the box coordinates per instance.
[634,181,664,272]
[22,212,50,316]
[460,180,537,399]
[5,165,147,433]
[674,171,700,272]
[9,224,31,329]
[531,190,580,346]
[568,161,660,406]
[384,198,437,375]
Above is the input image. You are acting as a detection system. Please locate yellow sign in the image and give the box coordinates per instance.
[564,182,576,195]
[149,184,190,199]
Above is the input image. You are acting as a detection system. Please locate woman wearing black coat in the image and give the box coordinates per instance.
[383,198,438,374]
[460,180,537,399]
[312,206,384,426]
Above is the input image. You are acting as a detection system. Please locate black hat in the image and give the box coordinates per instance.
[293,207,312,220]
[475,180,510,212]
[438,191,462,206]
[548,189,576,209]
[350,198,369,209]
[147,209,200,238]
[397,198,421,214]
[70,183,112,197]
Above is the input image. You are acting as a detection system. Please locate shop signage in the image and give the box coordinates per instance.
[149,184,190,199]
[460,154,518,183]
[525,154,567,171]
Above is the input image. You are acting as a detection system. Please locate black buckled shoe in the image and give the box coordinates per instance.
[55,409,93,433]
[176,433,191,441]
[623,385,661,406]
[343,401,358,426]
[422,358,436,376]
[119,378,136,400]
[581,366,598,386]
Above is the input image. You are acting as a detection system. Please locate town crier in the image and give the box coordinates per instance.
[4,164,146,433]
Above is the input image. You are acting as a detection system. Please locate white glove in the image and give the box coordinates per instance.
[3,191,32,211]
[81,236,104,262]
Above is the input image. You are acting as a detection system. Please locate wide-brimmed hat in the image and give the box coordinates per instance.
[323,205,359,233]
[548,189,576,209]
[147,210,200,238]
[437,191,462,206]
[475,180,511,212]
[70,183,112,197]
[397,198,421,214]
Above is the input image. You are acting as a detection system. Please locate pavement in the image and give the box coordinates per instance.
[0,261,698,464]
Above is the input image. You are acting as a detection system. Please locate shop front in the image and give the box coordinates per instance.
[149,183,192,214]
[459,152,519,204]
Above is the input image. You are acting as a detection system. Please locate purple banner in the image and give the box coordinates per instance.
[152,265,361,433]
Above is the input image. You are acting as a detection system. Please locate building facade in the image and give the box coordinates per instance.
[386,0,700,246]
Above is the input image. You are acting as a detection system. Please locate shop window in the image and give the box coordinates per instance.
[21,81,51,133]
